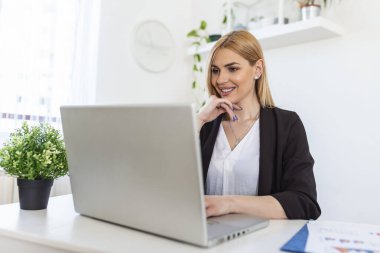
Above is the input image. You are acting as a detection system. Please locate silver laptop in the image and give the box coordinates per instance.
[60,104,269,247]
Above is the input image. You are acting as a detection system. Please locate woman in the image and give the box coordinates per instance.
[197,30,321,220]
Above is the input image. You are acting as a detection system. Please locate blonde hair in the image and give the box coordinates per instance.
[206,30,275,108]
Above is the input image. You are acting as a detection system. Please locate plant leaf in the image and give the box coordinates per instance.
[192,41,201,47]
[187,30,199,37]
[200,20,207,30]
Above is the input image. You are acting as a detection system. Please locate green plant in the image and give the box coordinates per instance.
[0,122,68,180]
[187,20,211,109]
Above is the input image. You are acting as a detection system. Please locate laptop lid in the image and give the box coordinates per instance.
[61,104,208,246]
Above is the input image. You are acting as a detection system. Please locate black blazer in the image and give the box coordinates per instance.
[200,107,321,220]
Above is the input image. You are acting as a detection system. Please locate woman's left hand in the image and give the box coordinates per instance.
[204,196,233,217]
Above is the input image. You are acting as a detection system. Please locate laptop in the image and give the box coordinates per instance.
[60,104,269,247]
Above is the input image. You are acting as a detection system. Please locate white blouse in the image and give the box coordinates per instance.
[206,120,260,196]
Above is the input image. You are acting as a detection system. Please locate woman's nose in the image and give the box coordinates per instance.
[216,70,229,85]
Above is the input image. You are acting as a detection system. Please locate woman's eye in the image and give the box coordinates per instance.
[228,67,238,72]
[211,68,219,74]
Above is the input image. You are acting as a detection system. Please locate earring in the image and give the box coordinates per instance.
[255,76,259,80]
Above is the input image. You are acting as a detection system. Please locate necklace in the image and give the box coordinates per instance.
[228,112,260,148]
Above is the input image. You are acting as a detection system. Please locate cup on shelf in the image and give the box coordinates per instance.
[301,5,321,20]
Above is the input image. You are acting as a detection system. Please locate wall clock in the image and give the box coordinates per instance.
[132,20,175,73]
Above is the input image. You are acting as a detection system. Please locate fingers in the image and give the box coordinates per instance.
[206,207,214,218]
[215,102,242,112]
[204,196,209,208]
[206,204,220,218]
[218,103,235,121]
[213,98,242,121]
[204,196,232,218]
[205,196,225,218]
[198,96,243,125]
[204,196,215,218]
[211,95,232,110]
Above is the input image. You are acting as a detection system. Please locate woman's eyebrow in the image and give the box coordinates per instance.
[224,62,240,67]
[211,62,240,68]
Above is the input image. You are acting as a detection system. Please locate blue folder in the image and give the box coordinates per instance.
[281,223,377,253]
[280,224,309,253]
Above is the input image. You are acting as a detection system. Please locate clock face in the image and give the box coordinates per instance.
[132,20,175,73]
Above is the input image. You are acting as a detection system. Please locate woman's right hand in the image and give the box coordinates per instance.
[197,95,241,131]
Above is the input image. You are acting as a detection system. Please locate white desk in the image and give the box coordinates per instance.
[0,195,306,253]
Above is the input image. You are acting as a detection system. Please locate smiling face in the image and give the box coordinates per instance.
[210,48,259,104]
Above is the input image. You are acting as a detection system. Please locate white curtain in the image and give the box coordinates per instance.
[0,170,16,204]
[0,0,100,205]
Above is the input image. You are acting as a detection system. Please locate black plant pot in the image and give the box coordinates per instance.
[17,178,53,210]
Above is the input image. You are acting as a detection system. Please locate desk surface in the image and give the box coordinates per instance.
[0,195,306,253]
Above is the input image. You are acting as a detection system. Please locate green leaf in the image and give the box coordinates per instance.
[187,30,199,37]
[200,20,207,30]
[193,64,199,71]
[192,81,197,89]
[192,41,201,47]
[194,54,201,62]
[222,15,227,24]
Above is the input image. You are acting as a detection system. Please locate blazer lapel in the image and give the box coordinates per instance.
[258,107,276,195]
[201,116,222,188]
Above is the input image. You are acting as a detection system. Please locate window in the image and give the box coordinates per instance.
[0,0,99,202]
[0,0,79,133]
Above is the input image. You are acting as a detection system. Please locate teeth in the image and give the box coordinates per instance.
[221,88,234,92]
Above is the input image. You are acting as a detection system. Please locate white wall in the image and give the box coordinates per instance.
[95,0,193,104]
[265,0,380,224]
[95,0,380,224]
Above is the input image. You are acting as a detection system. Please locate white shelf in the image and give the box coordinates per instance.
[187,17,343,55]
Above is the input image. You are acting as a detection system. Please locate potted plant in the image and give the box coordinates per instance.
[0,122,68,210]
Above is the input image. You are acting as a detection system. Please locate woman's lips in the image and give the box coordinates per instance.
[219,87,235,97]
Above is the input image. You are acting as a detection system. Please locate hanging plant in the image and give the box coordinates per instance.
[186,20,211,110]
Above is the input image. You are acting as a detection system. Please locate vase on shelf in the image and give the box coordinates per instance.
[301,4,321,20]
